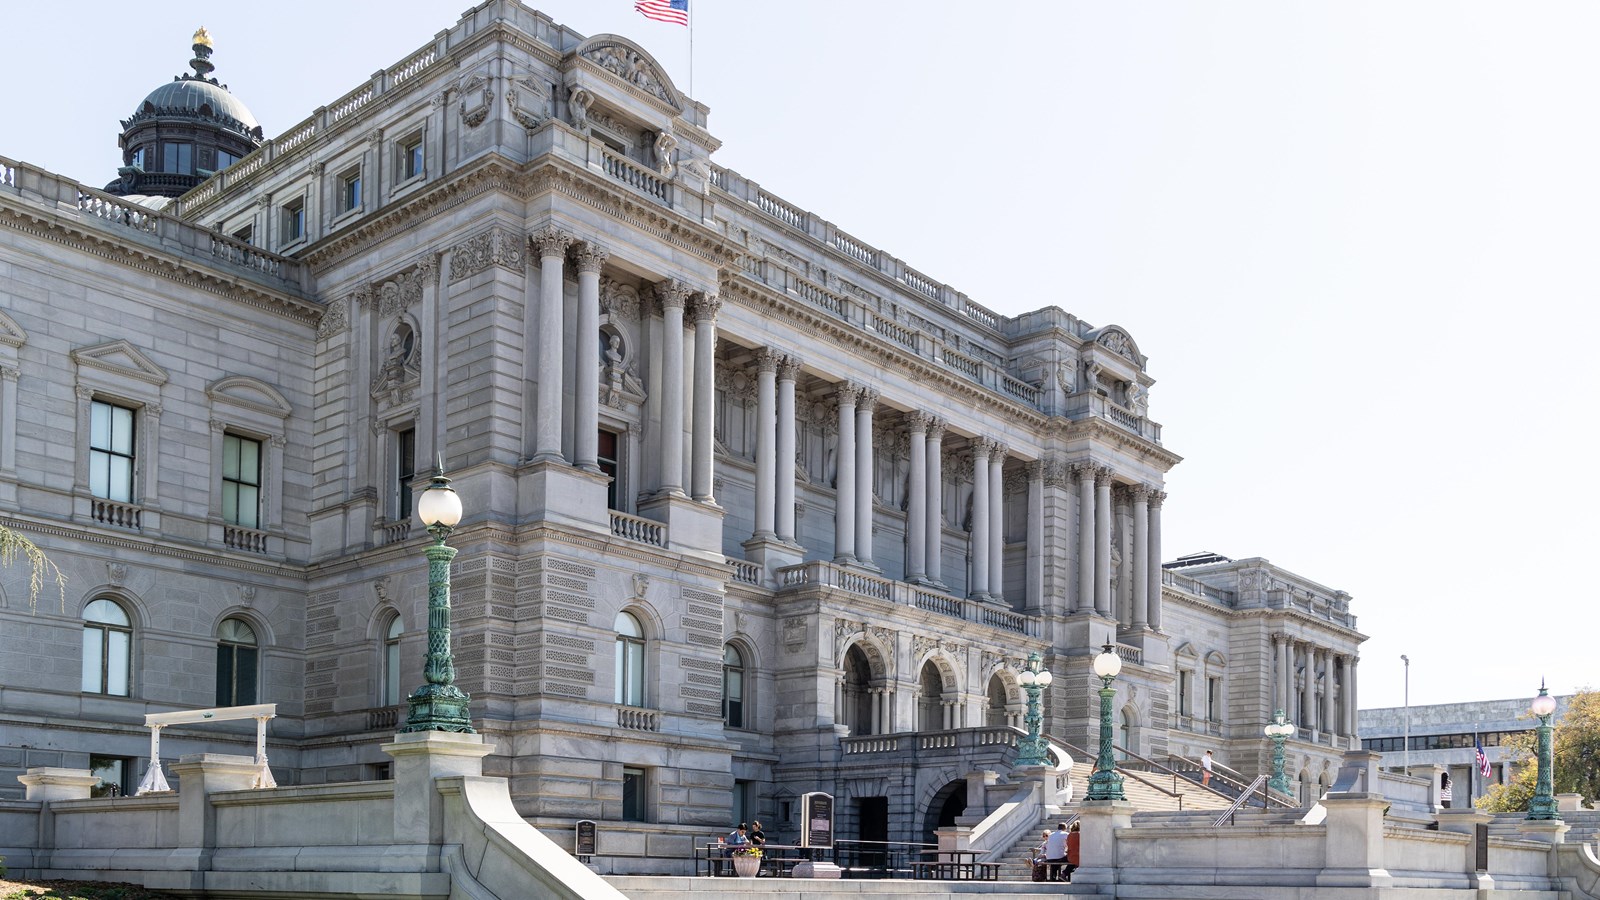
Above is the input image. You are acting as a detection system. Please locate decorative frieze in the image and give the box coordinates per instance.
[450,226,525,281]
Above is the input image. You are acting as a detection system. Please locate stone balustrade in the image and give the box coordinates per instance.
[776,560,1032,635]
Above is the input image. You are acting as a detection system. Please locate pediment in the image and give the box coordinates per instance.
[1085,325,1145,368]
[575,35,683,110]
[207,376,293,419]
[71,339,168,386]
[1173,641,1199,660]
[0,310,27,349]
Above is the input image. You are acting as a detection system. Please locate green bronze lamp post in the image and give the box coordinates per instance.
[1015,651,1054,767]
[1264,709,1295,796]
[1084,642,1126,801]
[399,469,475,734]
[1526,680,1559,821]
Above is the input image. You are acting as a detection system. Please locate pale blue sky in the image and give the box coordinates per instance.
[4,1,1595,710]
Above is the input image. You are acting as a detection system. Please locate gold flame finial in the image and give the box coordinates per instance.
[193,26,212,48]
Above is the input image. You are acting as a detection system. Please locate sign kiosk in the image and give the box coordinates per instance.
[792,791,842,879]
[135,703,277,794]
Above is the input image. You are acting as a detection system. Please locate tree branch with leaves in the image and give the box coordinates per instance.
[0,521,67,613]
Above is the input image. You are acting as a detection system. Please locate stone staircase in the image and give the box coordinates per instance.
[1487,808,1600,845]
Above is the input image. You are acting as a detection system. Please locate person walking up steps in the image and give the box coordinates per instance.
[1202,750,1214,787]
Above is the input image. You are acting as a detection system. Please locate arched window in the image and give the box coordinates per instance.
[383,617,404,707]
[82,598,132,696]
[918,662,944,732]
[841,645,873,736]
[216,618,259,706]
[1119,709,1133,760]
[615,611,645,707]
[986,674,1009,728]
[722,644,746,729]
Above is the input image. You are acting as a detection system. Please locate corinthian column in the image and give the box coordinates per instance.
[1094,467,1113,616]
[906,411,930,582]
[1075,463,1096,613]
[1300,643,1315,734]
[970,439,992,600]
[988,444,1005,599]
[855,389,878,565]
[689,292,719,502]
[1131,486,1150,629]
[775,356,800,543]
[531,227,573,463]
[1276,633,1291,716]
[1337,654,1351,737]
[1148,490,1164,630]
[925,421,945,585]
[572,243,608,472]
[655,281,689,496]
[833,383,858,563]
[1322,648,1337,742]
[752,348,778,539]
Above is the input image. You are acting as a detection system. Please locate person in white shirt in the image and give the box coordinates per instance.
[1043,822,1070,881]
[1201,750,1214,787]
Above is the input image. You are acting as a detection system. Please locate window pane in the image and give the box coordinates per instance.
[109,456,133,502]
[385,641,402,706]
[91,401,110,449]
[222,484,238,524]
[86,598,129,626]
[237,485,259,528]
[110,405,135,455]
[626,640,644,707]
[106,630,130,696]
[236,646,258,704]
[220,618,256,644]
[223,435,240,480]
[216,644,235,706]
[82,627,104,692]
[240,439,260,485]
[614,639,626,705]
[89,452,109,498]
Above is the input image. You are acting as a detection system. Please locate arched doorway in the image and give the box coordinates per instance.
[986,674,1008,727]
[842,644,873,735]
[923,780,967,846]
[918,661,944,731]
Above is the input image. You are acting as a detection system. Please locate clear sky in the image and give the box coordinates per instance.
[4,2,1594,711]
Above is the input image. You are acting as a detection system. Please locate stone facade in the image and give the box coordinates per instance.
[0,0,1365,871]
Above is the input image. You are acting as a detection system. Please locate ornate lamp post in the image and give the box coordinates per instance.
[1015,651,1054,767]
[1084,643,1126,801]
[1526,680,1559,821]
[399,470,475,734]
[1264,709,1295,796]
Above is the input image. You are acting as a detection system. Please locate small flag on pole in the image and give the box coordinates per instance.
[635,0,689,26]
[1475,741,1491,778]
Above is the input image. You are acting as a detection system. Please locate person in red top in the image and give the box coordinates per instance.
[1064,821,1081,883]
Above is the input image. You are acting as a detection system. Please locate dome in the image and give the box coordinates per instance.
[134,78,259,134]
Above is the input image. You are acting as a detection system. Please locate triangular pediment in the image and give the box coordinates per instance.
[575,35,683,110]
[71,339,168,386]
[1174,641,1199,660]
[207,376,293,418]
[0,310,27,349]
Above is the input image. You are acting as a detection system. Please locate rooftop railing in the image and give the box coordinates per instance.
[776,560,1031,636]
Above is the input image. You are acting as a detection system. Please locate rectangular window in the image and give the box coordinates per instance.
[1177,671,1190,717]
[622,767,646,822]
[162,142,193,174]
[598,428,620,510]
[217,148,241,169]
[733,780,751,830]
[281,198,305,244]
[401,136,424,180]
[233,224,253,245]
[222,434,263,529]
[89,755,131,798]
[89,400,136,502]
[1206,677,1220,722]
[395,427,416,522]
[130,147,146,170]
[215,642,259,706]
[341,168,362,213]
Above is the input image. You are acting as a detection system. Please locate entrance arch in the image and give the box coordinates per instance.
[922,779,967,846]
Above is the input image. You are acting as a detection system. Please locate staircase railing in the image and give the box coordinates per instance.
[1043,733,1187,808]
[1165,753,1298,809]
[1213,774,1268,826]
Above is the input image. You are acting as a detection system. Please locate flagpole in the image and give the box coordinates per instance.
[689,4,695,97]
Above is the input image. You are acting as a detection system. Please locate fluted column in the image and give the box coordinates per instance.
[752,348,778,539]
[1321,648,1336,742]
[1337,654,1351,736]
[656,281,689,496]
[1275,634,1291,715]
[925,421,945,585]
[531,227,574,463]
[572,243,607,472]
[970,439,992,599]
[1075,463,1095,613]
[854,389,878,565]
[1025,460,1046,611]
[1347,657,1360,739]
[987,444,1005,599]
[1131,486,1150,629]
[1300,643,1315,734]
[1094,467,1113,616]
[833,383,858,563]
[775,356,800,543]
[689,292,719,502]
[1147,490,1165,630]
[906,412,930,582]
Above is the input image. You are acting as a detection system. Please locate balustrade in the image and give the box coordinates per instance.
[91,498,142,530]
[601,147,669,204]
[616,706,661,732]
[223,525,269,554]
[610,510,666,547]
[773,560,1031,635]
[725,557,762,585]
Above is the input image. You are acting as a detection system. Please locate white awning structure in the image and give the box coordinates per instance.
[136,703,277,795]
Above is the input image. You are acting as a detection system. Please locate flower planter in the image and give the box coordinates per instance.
[732,854,761,877]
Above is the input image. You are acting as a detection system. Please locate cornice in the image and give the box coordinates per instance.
[0,202,320,328]
[524,157,731,266]
[1059,417,1183,470]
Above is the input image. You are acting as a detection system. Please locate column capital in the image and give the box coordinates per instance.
[755,346,780,373]
[416,253,441,286]
[1024,459,1046,481]
[906,410,933,433]
[1131,484,1152,502]
[1149,489,1167,508]
[1094,466,1115,487]
[530,225,575,258]
[836,380,861,404]
[971,437,996,460]
[1072,460,1098,482]
[989,442,1008,461]
[777,354,803,380]
[572,242,609,273]
[856,387,880,413]
[926,419,946,442]
[690,291,721,323]
[0,365,19,382]
[654,279,691,311]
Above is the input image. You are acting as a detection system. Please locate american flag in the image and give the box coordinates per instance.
[635,0,689,26]
[1475,740,1492,778]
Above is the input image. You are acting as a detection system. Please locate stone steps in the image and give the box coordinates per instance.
[607,875,1104,898]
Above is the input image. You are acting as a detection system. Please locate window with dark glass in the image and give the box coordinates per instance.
[598,429,620,510]
[622,767,646,822]
[233,224,253,245]
[89,755,132,798]
[82,598,132,696]
[89,399,136,502]
[402,137,424,180]
[215,617,259,706]
[1177,670,1190,717]
[130,147,147,170]
[396,427,416,522]
[162,142,193,174]
[216,148,241,169]
[722,644,745,728]
[281,198,305,243]
[222,434,262,529]
[383,617,404,706]
[341,169,362,212]
[1206,676,1220,722]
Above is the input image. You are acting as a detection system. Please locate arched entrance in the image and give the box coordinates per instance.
[918,661,943,731]
[841,644,873,735]
[986,673,1008,727]
[923,780,967,846]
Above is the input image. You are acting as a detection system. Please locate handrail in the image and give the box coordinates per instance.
[1213,774,1267,826]
[1165,753,1297,809]
[1043,733,1185,805]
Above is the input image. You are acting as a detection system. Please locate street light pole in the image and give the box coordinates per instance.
[1527,679,1559,821]
[400,469,475,734]
[1015,651,1054,767]
[1401,654,1410,775]
[1265,709,1295,796]
[1084,643,1126,802]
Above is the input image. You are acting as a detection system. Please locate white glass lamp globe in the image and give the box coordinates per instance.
[1531,692,1557,718]
[1092,645,1122,679]
[1036,668,1054,687]
[1017,669,1037,687]
[417,480,463,528]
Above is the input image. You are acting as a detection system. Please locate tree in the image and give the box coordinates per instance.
[0,522,67,613]
[1476,688,1600,813]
